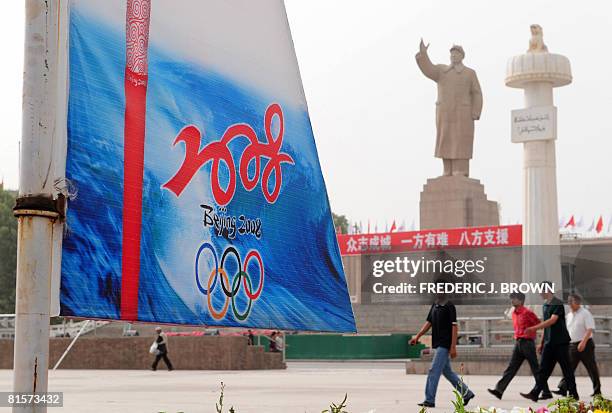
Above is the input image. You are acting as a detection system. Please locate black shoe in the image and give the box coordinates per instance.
[540,392,553,400]
[569,392,579,400]
[552,389,566,396]
[417,401,435,408]
[463,392,475,406]
[168,368,174,371]
[487,388,502,400]
[591,392,601,397]
[520,392,538,402]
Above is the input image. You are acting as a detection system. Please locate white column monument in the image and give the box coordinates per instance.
[505,25,572,293]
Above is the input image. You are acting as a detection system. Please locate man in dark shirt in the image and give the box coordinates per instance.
[151,327,174,371]
[520,282,578,402]
[488,292,550,399]
[410,288,475,408]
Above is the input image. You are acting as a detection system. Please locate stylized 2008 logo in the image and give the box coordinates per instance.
[195,243,264,321]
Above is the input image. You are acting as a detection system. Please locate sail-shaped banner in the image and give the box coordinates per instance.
[61,0,356,332]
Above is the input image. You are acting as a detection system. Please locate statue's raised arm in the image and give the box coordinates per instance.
[415,38,440,81]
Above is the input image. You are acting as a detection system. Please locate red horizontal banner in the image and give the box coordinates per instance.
[337,225,522,256]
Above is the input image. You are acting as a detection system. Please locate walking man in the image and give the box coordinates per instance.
[151,327,174,371]
[410,287,475,408]
[520,282,578,402]
[488,292,551,400]
[554,294,601,396]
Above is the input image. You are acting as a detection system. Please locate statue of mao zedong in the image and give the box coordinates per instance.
[416,39,483,177]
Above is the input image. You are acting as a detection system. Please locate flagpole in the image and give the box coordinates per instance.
[12,1,63,411]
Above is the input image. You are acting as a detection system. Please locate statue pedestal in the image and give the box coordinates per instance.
[419,176,499,230]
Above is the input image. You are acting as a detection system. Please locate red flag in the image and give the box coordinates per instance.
[390,220,397,232]
[564,215,575,228]
[596,216,604,234]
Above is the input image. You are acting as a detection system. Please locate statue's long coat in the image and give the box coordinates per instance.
[416,52,483,160]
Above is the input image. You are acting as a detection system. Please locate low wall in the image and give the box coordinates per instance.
[0,336,285,370]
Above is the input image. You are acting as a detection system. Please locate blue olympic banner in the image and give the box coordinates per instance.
[60,0,356,332]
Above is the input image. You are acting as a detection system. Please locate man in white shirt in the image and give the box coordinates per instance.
[554,293,601,396]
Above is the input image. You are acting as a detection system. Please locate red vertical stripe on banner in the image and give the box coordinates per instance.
[120,69,148,320]
[121,0,151,321]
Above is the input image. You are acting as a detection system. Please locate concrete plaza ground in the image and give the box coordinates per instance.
[0,362,610,413]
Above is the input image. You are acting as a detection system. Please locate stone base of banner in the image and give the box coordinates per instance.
[420,176,499,230]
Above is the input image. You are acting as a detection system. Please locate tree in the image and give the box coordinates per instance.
[0,189,17,313]
[332,213,349,235]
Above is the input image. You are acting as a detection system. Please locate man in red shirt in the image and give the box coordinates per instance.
[488,292,551,399]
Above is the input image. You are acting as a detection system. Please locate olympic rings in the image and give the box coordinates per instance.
[195,242,218,294]
[232,271,252,321]
[195,243,264,321]
[220,246,242,298]
[207,268,230,320]
[243,250,264,300]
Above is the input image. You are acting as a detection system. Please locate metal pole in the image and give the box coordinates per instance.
[13,1,62,412]
[52,321,90,371]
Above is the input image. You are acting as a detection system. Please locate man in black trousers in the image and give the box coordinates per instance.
[554,293,601,396]
[488,292,551,400]
[520,282,578,402]
[151,327,174,371]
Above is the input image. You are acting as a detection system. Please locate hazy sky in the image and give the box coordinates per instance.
[1,1,611,228]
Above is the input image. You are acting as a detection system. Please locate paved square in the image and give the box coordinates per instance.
[0,362,609,412]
